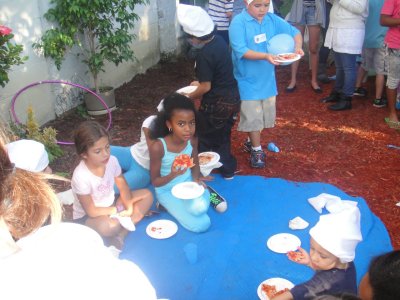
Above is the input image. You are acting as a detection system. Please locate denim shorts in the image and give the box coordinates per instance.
[293,5,319,26]
[386,47,400,89]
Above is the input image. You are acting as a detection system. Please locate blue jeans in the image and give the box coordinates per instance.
[333,51,358,97]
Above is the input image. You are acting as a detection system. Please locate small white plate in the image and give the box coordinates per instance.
[198,151,220,167]
[171,181,205,200]
[257,277,294,300]
[266,233,301,253]
[146,220,178,239]
[176,86,198,94]
[274,53,301,64]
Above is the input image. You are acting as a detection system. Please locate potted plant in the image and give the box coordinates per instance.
[34,0,147,115]
[0,25,28,88]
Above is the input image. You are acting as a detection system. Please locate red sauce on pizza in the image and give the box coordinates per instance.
[261,284,289,299]
[172,154,195,169]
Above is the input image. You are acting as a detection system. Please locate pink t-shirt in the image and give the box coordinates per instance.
[382,0,400,49]
[72,155,122,219]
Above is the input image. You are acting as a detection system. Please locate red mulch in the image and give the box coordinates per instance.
[48,56,400,249]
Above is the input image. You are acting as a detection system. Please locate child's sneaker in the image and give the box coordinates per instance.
[243,140,252,153]
[207,186,227,213]
[250,149,266,168]
[353,87,367,97]
[373,98,387,108]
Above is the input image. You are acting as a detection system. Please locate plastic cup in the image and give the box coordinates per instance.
[184,243,198,264]
[267,142,280,153]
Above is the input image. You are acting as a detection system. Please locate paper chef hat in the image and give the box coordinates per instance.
[177,4,214,38]
[6,139,49,172]
[309,206,362,263]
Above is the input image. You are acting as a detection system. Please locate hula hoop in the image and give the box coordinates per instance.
[10,80,113,145]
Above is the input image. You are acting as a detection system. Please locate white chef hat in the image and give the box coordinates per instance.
[309,206,362,263]
[6,139,49,172]
[177,4,214,38]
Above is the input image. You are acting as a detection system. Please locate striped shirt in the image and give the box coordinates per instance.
[208,0,233,31]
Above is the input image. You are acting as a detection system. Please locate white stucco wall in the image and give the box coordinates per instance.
[0,0,180,126]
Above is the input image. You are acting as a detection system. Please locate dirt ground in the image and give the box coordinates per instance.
[48,56,400,249]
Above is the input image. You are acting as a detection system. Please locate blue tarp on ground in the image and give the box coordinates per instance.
[121,175,392,300]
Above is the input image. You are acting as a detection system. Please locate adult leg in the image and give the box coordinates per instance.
[287,25,305,90]
[308,25,322,91]
[321,50,344,103]
[318,2,332,83]
[329,52,356,111]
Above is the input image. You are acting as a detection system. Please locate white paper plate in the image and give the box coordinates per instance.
[171,181,205,200]
[198,151,220,167]
[257,277,294,300]
[176,85,198,94]
[274,53,301,64]
[146,219,178,239]
[266,233,301,253]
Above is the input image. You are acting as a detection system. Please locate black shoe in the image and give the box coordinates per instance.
[328,96,352,111]
[320,91,341,103]
[207,186,227,213]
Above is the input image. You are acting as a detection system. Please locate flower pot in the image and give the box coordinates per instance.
[84,86,117,116]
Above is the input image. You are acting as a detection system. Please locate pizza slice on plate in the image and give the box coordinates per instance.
[261,284,289,299]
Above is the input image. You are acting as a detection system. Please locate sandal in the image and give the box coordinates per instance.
[384,117,400,129]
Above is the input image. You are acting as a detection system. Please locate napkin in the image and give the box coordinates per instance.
[200,162,223,177]
[289,216,309,230]
[110,215,136,231]
[308,193,341,213]
[56,189,74,205]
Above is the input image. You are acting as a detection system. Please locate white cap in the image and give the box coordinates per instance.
[6,139,49,172]
[309,206,362,263]
[177,4,214,38]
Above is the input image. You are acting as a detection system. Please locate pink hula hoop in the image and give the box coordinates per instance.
[10,80,113,145]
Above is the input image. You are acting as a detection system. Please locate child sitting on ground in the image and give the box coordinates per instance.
[273,206,363,299]
[71,121,153,249]
[149,93,212,232]
[358,250,400,300]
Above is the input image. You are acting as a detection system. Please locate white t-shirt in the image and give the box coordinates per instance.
[71,155,121,219]
[0,223,157,300]
[130,115,156,170]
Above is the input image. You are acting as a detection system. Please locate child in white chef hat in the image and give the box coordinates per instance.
[6,139,51,173]
[274,206,363,300]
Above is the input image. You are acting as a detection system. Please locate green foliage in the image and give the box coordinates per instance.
[0,27,28,88]
[76,104,89,118]
[33,0,148,92]
[10,106,64,163]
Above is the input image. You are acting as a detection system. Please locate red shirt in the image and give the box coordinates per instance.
[382,0,400,48]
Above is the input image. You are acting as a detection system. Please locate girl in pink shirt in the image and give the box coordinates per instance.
[72,121,153,250]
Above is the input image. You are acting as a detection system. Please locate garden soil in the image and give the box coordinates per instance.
[48,56,400,249]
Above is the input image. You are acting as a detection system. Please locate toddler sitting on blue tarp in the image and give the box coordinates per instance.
[274,206,362,299]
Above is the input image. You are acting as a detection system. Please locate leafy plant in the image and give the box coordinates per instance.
[33,0,148,93]
[0,25,28,88]
[9,106,63,163]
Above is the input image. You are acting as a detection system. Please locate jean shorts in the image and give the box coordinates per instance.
[295,5,319,26]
